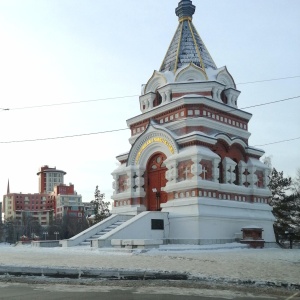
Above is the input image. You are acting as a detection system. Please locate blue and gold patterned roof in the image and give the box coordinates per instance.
[160,0,217,74]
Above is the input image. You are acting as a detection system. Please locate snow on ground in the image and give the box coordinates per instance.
[0,243,299,286]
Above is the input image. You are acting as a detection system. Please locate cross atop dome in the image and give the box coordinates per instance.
[175,0,196,21]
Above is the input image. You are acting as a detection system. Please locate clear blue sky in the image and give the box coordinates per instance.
[0,0,299,204]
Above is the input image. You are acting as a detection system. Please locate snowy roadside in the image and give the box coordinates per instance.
[0,243,299,290]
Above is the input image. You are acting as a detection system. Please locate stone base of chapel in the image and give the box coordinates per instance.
[161,197,276,243]
[111,204,147,215]
[166,238,236,245]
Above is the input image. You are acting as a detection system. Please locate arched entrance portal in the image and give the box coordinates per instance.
[146,152,168,211]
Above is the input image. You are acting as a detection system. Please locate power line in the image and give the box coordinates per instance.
[1,128,299,148]
[227,95,300,112]
[5,95,139,111]
[0,128,128,144]
[0,95,299,144]
[1,75,299,111]
[237,75,300,85]
[253,137,300,147]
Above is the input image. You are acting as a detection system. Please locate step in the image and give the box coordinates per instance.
[79,218,131,245]
[86,237,100,241]
[78,242,91,246]
[91,234,104,238]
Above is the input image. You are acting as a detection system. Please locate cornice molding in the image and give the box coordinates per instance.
[128,95,252,127]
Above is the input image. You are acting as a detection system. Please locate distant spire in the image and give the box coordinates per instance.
[175,0,196,21]
[7,179,10,194]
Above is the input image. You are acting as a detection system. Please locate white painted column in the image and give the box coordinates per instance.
[148,94,155,109]
[212,87,222,102]
[212,157,221,182]
[134,168,146,195]
[222,157,237,184]
[165,160,178,185]
[166,90,172,103]
[126,168,135,193]
[247,165,258,188]
[112,174,119,195]
[191,155,202,180]
[238,161,247,186]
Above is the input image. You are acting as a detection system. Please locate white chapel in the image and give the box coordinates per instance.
[110,0,275,244]
[62,0,276,248]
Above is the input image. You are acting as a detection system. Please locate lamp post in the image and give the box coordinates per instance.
[43,231,48,240]
[152,188,161,211]
[54,231,59,240]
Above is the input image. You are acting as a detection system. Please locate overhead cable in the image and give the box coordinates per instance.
[1,75,299,111]
[0,128,128,144]
[0,96,299,144]
[253,137,300,147]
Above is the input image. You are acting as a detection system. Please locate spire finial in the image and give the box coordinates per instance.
[175,0,196,21]
[7,179,10,194]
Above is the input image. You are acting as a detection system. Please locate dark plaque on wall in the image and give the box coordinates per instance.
[151,219,164,230]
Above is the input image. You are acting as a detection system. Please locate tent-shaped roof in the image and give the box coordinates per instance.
[160,0,217,74]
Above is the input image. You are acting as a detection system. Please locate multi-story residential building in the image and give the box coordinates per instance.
[52,183,84,219]
[3,167,85,227]
[37,165,66,193]
[2,192,54,226]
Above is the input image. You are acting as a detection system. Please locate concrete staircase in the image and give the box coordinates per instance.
[60,212,169,248]
[60,214,133,247]
[78,220,128,246]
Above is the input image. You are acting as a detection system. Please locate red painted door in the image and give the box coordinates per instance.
[146,153,167,211]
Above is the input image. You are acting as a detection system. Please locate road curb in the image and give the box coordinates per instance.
[0,266,188,280]
[0,265,299,291]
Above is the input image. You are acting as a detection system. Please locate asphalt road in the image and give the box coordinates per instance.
[0,282,299,300]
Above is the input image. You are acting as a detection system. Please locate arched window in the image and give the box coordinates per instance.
[218,159,223,183]
[220,90,228,104]
[233,159,239,185]
[153,91,162,107]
